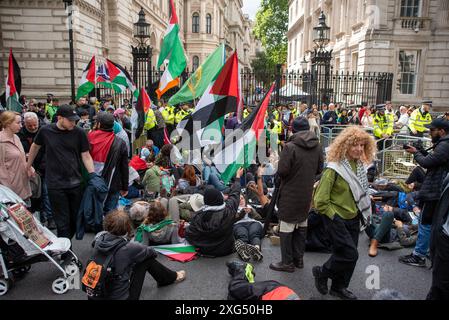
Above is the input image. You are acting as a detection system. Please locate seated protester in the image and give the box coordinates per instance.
[367,203,419,257]
[177,165,201,191]
[155,144,174,169]
[233,193,264,262]
[203,164,227,191]
[226,261,300,300]
[85,210,185,300]
[126,166,143,199]
[185,168,244,257]
[77,110,91,130]
[166,193,204,222]
[141,139,159,163]
[134,202,183,246]
[142,162,161,196]
[129,201,150,228]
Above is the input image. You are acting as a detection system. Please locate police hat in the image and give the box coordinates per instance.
[422,100,433,107]
[376,104,386,112]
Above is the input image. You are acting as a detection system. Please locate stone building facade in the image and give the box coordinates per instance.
[287,0,449,109]
[0,0,260,101]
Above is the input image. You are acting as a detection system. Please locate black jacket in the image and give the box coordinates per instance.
[322,111,338,125]
[277,131,324,224]
[414,135,449,202]
[17,126,46,175]
[185,181,240,257]
[91,232,157,300]
[103,137,129,193]
[429,175,449,263]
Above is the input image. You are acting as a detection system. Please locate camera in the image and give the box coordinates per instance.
[403,140,425,151]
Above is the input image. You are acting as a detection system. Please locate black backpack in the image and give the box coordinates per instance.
[81,240,127,299]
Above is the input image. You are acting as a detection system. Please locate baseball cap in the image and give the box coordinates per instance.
[56,104,79,121]
[425,118,449,131]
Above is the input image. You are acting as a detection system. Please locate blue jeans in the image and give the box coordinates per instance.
[103,191,120,215]
[365,211,394,243]
[203,166,226,191]
[413,213,431,258]
[41,178,53,220]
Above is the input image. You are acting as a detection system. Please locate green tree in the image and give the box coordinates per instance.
[253,0,288,65]
[251,51,276,85]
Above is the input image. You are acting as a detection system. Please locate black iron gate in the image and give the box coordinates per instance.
[94,67,393,109]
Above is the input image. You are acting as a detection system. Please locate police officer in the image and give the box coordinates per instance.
[373,104,394,151]
[175,103,192,125]
[408,100,433,137]
[162,103,176,134]
[144,107,157,140]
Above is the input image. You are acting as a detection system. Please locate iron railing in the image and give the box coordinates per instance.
[93,68,394,109]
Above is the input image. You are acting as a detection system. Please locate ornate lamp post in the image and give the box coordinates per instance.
[132,8,152,94]
[311,11,333,107]
[63,0,75,103]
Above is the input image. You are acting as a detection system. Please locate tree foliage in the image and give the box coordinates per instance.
[250,51,276,84]
[253,0,288,65]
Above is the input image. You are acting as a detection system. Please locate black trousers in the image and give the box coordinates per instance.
[427,231,449,300]
[47,186,83,239]
[128,257,177,300]
[321,214,360,290]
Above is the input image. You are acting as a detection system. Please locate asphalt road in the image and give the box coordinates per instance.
[1,232,432,300]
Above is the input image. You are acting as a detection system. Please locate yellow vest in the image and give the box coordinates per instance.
[144,109,157,130]
[408,109,432,133]
[373,113,394,138]
[243,109,250,119]
[272,110,280,121]
[162,106,175,125]
[175,109,191,124]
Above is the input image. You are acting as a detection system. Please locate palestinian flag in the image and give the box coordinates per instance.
[1,49,22,112]
[153,243,198,263]
[214,83,275,184]
[168,44,225,106]
[76,56,96,100]
[87,130,115,175]
[132,87,152,140]
[156,0,187,99]
[176,52,240,147]
[97,59,136,95]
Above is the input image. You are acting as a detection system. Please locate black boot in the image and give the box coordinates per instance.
[292,227,307,268]
[312,266,329,295]
[269,232,295,273]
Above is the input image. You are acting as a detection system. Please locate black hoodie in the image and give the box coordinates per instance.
[91,232,156,300]
[277,131,324,224]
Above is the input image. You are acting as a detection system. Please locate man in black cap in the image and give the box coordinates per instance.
[26,105,95,241]
[408,100,432,137]
[400,118,449,267]
[269,117,323,272]
[373,104,394,151]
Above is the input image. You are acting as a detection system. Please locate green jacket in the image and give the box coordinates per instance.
[142,166,161,193]
[313,162,359,220]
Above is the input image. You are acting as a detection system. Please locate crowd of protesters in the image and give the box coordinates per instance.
[1,93,449,301]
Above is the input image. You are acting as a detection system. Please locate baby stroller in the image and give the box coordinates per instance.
[0,185,82,296]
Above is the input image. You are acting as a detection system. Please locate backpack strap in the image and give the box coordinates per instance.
[102,238,128,275]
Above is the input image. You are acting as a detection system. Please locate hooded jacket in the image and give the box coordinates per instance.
[185,181,240,257]
[91,231,157,300]
[414,134,449,204]
[277,131,324,224]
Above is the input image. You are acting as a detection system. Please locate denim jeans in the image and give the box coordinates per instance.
[365,211,394,243]
[203,166,226,191]
[413,213,431,258]
[103,191,120,216]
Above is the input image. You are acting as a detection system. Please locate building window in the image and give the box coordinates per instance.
[192,56,200,71]
[206,14,212,34]
[400,0,421,17]
[192,13,200,33]
[351,52,359,73]
[398,50,419,95]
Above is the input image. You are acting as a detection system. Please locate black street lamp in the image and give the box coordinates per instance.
[63,0,75,103]
[311,11,333,107]
[313,11,331,50]
[132,8,153,96]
